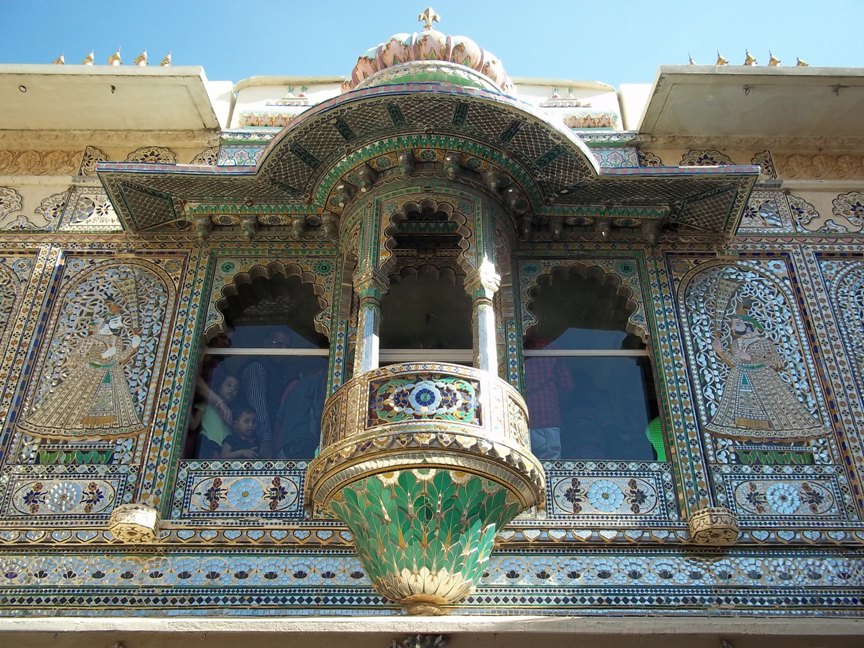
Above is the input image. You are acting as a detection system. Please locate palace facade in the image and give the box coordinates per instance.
[0,10,863,648]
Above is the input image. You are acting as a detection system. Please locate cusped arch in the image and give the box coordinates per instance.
[521,260,648,344]
[207,260,331,342]
[380,196,475,280]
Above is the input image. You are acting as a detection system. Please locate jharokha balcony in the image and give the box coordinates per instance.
[306,362,545,615]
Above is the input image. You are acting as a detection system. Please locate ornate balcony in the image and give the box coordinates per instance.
[306,362,545,614]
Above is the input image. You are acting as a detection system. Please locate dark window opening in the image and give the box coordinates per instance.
[184,273,328,461]
[523,271,662,461]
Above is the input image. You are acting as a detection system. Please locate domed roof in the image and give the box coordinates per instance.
[343,8,515,94]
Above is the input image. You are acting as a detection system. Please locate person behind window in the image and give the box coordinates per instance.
[221,406,260,460]
[274,360,326,459]
[524,337,573,460]
[236,328,292,456]
[190,373,240,459]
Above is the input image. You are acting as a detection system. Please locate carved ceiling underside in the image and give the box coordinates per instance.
[98,82,758,238]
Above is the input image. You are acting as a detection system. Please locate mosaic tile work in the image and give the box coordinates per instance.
[58,186,122,233]
[830,192,864,233]
[545,461,679,522]
[0,255,33,346]
[0,548,860,615]
[816,258,864,415]
[738,190,796,234]
[591,147,639,169]
[0,465,137,523]
[725,476,841,517]
[367,374,481,427]
[677,258,832,443]
[15,260,175,441]
[330,469,524,611]
[216,144,265,166]
[172,462,304,520]
[679,150,733,166]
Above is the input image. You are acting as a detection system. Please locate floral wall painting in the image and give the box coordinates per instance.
[681,262,830,443]
[17,261,173,441]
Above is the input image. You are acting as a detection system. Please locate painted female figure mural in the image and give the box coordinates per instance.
[17,264,171,441]
[706,279,827,440]
[19,300,143,438]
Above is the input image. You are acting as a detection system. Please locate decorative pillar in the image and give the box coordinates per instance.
[465,259,501,374]
[353,268,388,375]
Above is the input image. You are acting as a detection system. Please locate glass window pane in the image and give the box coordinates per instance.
[229,324,326,349]
[185,355,328,460]
[524,356,659,461]
[380,273,472,350]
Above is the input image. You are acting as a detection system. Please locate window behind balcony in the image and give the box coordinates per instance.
[184,272,328,461]
[523,272,662,461]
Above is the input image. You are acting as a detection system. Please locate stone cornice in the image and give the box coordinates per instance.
[640,134,864,153]
[0,130,220,149]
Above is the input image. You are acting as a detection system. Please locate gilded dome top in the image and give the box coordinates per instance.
[342,8,515,94]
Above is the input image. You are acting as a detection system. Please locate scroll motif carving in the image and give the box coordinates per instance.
[775,153,864,179]
[0,150,81,175]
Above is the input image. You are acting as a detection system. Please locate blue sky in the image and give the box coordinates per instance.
[1,0,862,87]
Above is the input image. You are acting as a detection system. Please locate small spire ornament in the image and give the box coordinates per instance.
[768,51,781,66]
[688,52,696,65]
[418,7,440,30]
[107,47,122,66]
[82,51,95,65]
[743,50,757,66]
[52,54,65,65]
[134,50,148,66]
[796,56,809,67]
[716,51,728,66]
[160,52,172,67]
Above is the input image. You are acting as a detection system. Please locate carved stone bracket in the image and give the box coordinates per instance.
[354,267,390,303]
[464,259,501,302]
[108,503,161,544]
[687,506,740,546]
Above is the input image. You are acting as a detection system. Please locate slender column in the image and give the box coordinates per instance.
[465,259,501,374]
[353,268,388,375]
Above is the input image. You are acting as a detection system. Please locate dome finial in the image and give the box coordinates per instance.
[418,7,440,30]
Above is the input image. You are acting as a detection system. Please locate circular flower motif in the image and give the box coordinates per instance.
[408,381,442,413]
[765,482,801,515]
[226,478,264,510]
[618,261,635,275]
[47,482,82,513]
[587,480,624,513]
